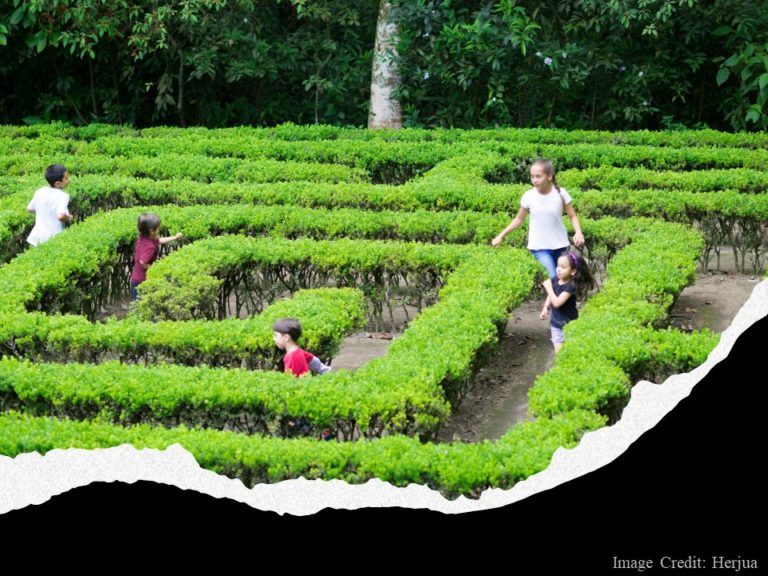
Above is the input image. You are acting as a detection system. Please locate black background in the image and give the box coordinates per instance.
[2,315,765,573]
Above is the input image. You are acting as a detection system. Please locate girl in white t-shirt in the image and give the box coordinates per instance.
[491,158,585,278]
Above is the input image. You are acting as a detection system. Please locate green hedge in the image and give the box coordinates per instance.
[0,123,741,495]
[0,205,511,314]
[559,166,768,193]
[574,188,768,273]
[0,409,606,499]
[0,203,638,318]
[137,236,480,323]
[3,122,768,148]
[528,221,719,420]
[0,247,539,440]
[0,153,370,185]
[0,171,522,226]
[0,288,365,370]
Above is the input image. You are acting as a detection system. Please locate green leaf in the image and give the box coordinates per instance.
[716,68,730,86]
[758,73,768,91]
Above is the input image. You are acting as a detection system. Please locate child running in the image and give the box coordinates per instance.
[539,251,595,353]
[272,317,331,377]
[491,158,585,279]
[130,212,183,300]
[26,164,73,246]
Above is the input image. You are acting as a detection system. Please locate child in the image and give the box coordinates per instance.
[273,317,333,440]
[272,317,331,377]
[26,164,74,246]
[491,158,585,279]
[539,251,595,353]
[130,212,183,300]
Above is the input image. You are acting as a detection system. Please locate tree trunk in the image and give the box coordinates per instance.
[368,0,402,129]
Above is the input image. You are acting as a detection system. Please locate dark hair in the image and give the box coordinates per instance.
[137,212,162,238]
[45,164,68,187]
[560,251,596,299]
[532,158,565,209]
[273,317,302,342]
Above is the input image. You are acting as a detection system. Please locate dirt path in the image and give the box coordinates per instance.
[435,299,552,442]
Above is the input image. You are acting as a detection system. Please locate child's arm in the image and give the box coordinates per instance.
[540,295,551,319]
[491,207,529,247]
[308,356,331,375]
[542,278,573,309]
[159,232,183,245]
[564,203,585,247]
[57,195,73,223]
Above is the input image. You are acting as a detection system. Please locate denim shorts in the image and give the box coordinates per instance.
[530,246,568,279]
[550,325,565,344]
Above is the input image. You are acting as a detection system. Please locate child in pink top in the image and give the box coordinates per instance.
[130,212,183,300]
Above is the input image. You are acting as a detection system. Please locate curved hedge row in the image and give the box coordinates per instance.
[3,122,768,148]
[0,409,606,499]
[1,153,370,185]
[0,247,540,440]
[0,204,511,314]
[137,236,480,322]
[529,221,719,419]
[0,288,365,369]
[559,166,768,194]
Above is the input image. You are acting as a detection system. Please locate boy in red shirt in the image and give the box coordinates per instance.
[273,317,333,440]
[272,317,330,377]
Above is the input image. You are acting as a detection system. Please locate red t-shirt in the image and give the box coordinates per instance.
[131,236,160,284]
[283,349,315,377]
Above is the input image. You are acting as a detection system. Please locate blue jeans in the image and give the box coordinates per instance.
[130,280,140,301]
[530,247,568,279]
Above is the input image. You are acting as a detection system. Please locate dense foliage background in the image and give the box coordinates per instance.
[1,0,766,130]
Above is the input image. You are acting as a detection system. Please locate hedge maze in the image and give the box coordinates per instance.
[0,123,764,497]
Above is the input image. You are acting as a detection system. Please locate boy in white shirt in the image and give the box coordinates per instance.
[26,164,73,247]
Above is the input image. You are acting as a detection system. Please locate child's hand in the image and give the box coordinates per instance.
[175,232,183,240]
[491,235,503,248]
[542,278,553,290]
[539,308,548,320]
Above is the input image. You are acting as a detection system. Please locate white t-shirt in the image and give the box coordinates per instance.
[27,186,71,246]
[520,187,571,250]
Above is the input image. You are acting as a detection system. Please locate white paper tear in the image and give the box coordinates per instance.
[2,280,766,516]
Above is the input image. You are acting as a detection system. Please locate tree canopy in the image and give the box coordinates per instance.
[1,0,766,130]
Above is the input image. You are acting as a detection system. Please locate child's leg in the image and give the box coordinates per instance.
[130,280,140,301]
[551,325,565,353]
[531,247,568,279]
[531,250,557,278]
